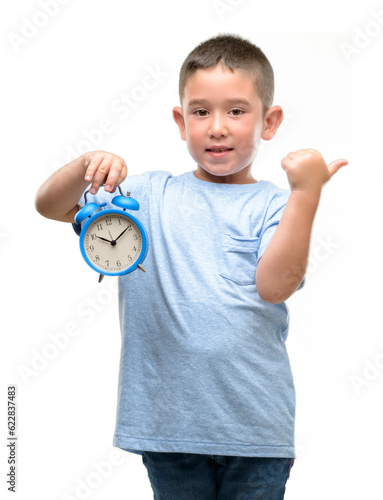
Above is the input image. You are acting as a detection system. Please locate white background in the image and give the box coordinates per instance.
[0,0,381,498]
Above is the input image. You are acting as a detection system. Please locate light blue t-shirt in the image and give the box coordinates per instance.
[74,170,303,458]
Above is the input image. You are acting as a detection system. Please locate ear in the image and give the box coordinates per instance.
[261,106,284,141]
[172,106,187,141]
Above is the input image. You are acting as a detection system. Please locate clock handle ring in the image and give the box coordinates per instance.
[83,184,131,204]
[74,202,100,224]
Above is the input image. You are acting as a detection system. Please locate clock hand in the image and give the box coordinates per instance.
[108,230,118,247]
[115,226,130,242]
[96,235,112,243]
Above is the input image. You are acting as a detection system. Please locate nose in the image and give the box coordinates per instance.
[208,113,228,137]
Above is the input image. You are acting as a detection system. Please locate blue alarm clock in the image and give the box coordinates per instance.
[75,186,149,282]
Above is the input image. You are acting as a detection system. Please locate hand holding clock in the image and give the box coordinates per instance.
[84,151,128,195]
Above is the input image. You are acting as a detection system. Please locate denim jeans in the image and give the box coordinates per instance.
[142,451,294,500]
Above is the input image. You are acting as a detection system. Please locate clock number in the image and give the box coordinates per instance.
[95,255,100,261]
[89,245,94,251]
[106,218,112,226]
[116,260,121,267]
[133,234,138,241]
[105,260,109,266]
[91,233,97,240]
[96,223,103,231]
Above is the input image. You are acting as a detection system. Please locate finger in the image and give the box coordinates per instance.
[292,149,309,156]
[110,163,128,193]
[104,162,125,192]
[286,149,309,155]
[327,159,348,178]
[281,153,297,165]
[116,169,127,189]
[84,155,102,182]
[109,170,128,193]
[90,157,112,194]
[281,156,294,171]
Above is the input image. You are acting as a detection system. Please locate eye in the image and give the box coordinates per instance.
[229,109,244,116]
[194,109,209,116]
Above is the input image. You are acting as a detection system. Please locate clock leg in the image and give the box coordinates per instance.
[137,264,146,273]
[98,274,105,283]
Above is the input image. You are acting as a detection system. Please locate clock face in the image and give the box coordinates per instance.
[82,212,144,274]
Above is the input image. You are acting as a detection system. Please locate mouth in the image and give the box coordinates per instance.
[206,146,233,153]
[206,146,233,158]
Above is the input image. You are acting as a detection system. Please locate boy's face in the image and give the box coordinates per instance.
[173,65,282,184]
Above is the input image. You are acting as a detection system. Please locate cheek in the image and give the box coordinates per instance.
[235,121,262,155]
[184,130,200,159]
[185,123,202,148]
[235,134,257,157]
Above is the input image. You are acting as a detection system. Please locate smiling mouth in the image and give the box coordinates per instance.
[206,147,233,152]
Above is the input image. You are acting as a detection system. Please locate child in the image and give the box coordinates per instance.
[35,34,347,499]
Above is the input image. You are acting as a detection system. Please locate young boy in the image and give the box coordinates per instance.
[35,34,347,499]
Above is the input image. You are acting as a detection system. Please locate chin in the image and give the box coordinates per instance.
[206,169,228,176]
[205,166,240,177]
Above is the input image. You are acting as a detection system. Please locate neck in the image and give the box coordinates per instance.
[194,166,257,185]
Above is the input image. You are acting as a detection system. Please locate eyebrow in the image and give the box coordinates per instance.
[187,98,251,107]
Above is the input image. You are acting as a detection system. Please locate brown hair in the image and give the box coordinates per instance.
[179,33,274,115]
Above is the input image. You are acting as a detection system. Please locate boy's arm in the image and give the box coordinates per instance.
[255,149,348,303]
[35,151,127,222]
